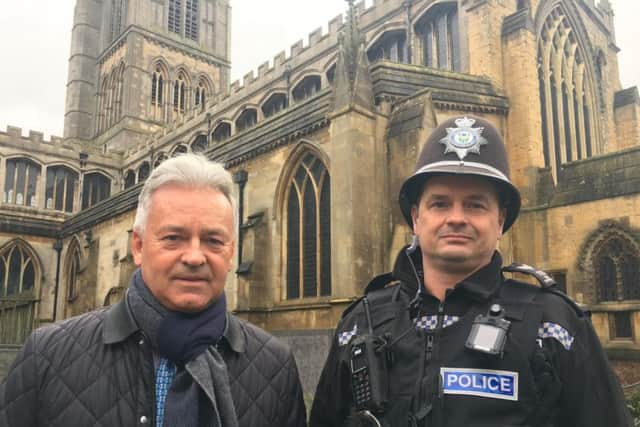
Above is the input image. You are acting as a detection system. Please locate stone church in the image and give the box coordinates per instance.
[1,0,639,394]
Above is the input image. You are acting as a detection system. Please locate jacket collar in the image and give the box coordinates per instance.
[103,294,247,353]
[393,246,504,301]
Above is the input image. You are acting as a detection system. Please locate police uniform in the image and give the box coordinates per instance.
[309,116,632,427]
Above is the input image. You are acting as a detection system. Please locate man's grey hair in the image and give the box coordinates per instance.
[133,153,235,234]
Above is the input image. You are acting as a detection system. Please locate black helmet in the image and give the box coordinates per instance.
[398,115,521,232]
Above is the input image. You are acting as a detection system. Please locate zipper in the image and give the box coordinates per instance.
[426,334,435,361]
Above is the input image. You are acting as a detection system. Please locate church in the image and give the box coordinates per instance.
[1,0,639,396]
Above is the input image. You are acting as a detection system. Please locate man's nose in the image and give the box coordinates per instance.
[446,203,468,225]
[181,239,206,266]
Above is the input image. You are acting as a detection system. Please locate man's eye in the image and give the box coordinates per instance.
[430,201,448,209]
[163,235,180,242]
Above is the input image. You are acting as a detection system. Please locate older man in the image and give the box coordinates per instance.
[310,116,631,426]
[1,154,306,427]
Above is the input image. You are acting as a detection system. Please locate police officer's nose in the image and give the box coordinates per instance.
[446,203,468,226]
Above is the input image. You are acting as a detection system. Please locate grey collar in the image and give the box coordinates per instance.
[103,297,247,354]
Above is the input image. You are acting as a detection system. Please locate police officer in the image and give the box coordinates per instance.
[309,115,632,426]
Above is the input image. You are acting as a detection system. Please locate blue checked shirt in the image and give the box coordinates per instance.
[155,358,177,427]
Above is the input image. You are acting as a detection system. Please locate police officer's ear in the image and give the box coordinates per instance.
[410,204,419,234]
[497,207,507,239]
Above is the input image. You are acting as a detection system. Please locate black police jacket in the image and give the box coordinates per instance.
[309,248,632,427]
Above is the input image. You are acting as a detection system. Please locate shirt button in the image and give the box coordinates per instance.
[140,415,149,424]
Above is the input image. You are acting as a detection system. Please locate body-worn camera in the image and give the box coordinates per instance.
[465,304,511,356]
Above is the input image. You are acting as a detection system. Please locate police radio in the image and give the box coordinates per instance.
[349,298,389,415]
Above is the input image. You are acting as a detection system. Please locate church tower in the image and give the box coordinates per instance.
[63,0,231,151]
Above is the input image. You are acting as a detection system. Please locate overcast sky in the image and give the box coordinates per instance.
[0,0,637,138]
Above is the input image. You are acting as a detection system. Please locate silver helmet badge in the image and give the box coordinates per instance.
[439,116,488,160]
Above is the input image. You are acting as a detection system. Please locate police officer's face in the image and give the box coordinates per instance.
[132,184,235,313]
[411,175,506,275]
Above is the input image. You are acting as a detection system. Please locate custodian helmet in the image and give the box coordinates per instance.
[398,115,521,232]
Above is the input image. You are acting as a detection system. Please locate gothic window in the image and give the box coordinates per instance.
[235,108,258,132]
[3,158,41,207]
[285,152,331,299]
[0,243,37,297]
[367,30,408,64]
[124,170,136,189]
[172,144,188,156]
[538,6,597,182]
[292,76,321,103]
[45,166,78,212]
[185,0,199,41]
[326,64,336,85]
[415,3,460,71]
[111,0,127,41]
[211,122,231,143]
[66,242,82,302]
[82,172,111,210]
[191,135,208,153]
[194,78,209,112]
[594,236,640,302]
[168,0,182,34]
[137,162,150,183]
[98,64,125,134]
[262,93,288,119]
[153,153,168,168]
[173,72,187,114]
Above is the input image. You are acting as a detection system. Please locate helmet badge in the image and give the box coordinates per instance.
[439,116,488,160]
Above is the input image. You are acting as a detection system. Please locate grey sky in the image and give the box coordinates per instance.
[0,0,637,138]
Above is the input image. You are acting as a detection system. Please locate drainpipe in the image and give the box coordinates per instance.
[232,170,248,266]
[52,239,63,321]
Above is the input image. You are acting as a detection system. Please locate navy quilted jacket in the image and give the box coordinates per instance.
[0,299,307,427]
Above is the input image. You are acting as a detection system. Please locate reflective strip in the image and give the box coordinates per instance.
[538,322,574,350]
[338,324,358,346]
[413,161,510,183]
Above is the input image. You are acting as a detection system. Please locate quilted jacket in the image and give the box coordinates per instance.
[0,298,307,427]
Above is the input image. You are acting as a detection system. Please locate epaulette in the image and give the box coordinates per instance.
[502,263,556,288]
[341,273,399,319]
[364,272,397,294]
[503,263,586,317]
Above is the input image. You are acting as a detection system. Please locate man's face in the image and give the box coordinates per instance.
[411,175,506,275]
[132,184,235,313]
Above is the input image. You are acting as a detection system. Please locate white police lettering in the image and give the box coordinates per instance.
[440,368,518,401]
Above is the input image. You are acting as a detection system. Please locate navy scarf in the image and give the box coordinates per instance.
[128,269,227,365]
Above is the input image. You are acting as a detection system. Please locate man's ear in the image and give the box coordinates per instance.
[131,230,143,267]
[498,208,507,237]
[411,205,419,234]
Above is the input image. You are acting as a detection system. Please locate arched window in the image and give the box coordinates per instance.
[66,241,82,302]
[284,152,331,299]
[124,170,136,189]
[594,236,640,302]
[82,172,111,209]
[169,0,182,34]
[185,0,199,41]
[45,166,78,212]
[151,64,167,122]
[153,153,168,168]
[0,243,37,297]
[173,72,188,114]
[415,3,460,71]
[194,78,209,111]
[4,158,41,207]
[235,108,258,132]
[191,135,208,153]
[137,162,150,183]
[211,122,231,142]
[538,6,597,182]
[292,76,321,103]
[172,144,188,156]
[326,64,336,85]
[367,30,408,64]
[262,93,288,119]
